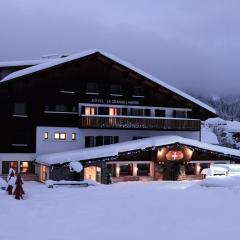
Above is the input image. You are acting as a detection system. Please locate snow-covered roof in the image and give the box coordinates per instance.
[1,49,216,114]
[36,135,240,165]
[0,59,50,67]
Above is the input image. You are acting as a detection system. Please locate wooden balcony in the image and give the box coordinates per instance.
[79,115,201,131]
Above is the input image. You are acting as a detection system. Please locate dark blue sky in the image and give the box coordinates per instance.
[1,0,240,96]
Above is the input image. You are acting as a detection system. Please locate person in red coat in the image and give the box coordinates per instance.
[14,174,25,200]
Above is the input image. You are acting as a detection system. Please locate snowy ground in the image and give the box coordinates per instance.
[1,181,240,240]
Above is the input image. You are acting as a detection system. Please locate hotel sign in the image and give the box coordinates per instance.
[91,98,140,105]
[166,151,184,161]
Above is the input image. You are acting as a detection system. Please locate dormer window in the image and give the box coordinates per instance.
[86,82,99,95]
[133,86,144,97]
[13,102,27,116]
[110,84,122,96]
[55,104,68,112]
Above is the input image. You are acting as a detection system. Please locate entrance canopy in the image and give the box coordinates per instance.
[36,135,240,166]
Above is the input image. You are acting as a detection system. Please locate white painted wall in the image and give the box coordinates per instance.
[0,153,35,174]
[36,126,200,155]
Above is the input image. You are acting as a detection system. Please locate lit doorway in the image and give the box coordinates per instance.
[84,166,101,182]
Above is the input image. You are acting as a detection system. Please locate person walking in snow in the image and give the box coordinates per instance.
[6,168,16,195]
[14,174,25,200]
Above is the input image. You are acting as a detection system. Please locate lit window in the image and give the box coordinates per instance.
[44,132,48,140]
[60,133,66,140]
[109,108,121,116]
[85,107,96,115]
[20,161,35,174]
[72,133,76,140]
[54,132,66,140]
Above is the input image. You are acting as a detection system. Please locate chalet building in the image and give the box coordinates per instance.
[0,49,239,183]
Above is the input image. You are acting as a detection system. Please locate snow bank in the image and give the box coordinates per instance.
[224,121,240,133]
[205,117,226,127]
[201,175,240,188]
[36,135,240,165]
[201,127,219,144]
[0,177,7,189]
[69,162,83,173]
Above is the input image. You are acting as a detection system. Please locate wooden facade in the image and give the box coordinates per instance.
[79,115,201,131]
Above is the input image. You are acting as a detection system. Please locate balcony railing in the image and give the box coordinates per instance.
[79,115,201,131]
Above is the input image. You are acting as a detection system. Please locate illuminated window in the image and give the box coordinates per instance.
[54,132,66,140]
[44,132,48,140]
[72,133,76,140]
[109,108,121,116]
[20,161,35,174]
[85,107,96,115]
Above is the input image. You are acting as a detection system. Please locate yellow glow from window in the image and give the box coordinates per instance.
[54,133,60,139]
[85,107,95,115]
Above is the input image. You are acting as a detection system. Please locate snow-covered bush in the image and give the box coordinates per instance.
[69,162,83,173]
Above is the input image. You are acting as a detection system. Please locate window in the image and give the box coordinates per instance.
[14,102,27,115]
[86,82,98,94]
[85,136,119,147]
[96,136,104,146]
[72,133,76,140]
[133,86,144,97]
[155,109,165,117]
[185,163,195,175]
[98,107,108,115]
[119,164,133,176]
[109,107,121,116]
[137,163,150,176]
[85,107,97,115]
[85,136,95,148]
[20,161,35,174]
[44,132,48,140]
[130,108,144,116]
[110,84,122,95]
[55,104,68,112]
[54,132,66,140]
[2,161,18,174]
[174,110,187,118]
